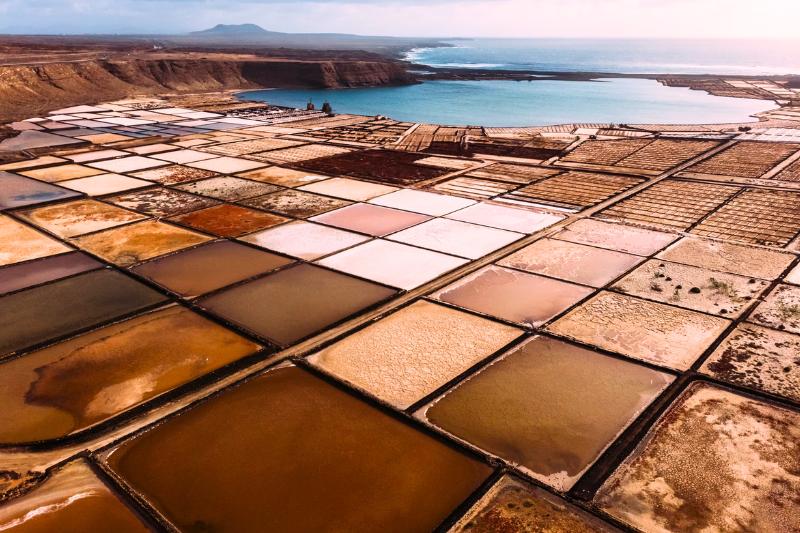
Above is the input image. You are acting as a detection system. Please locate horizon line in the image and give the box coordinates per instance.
[2,31,800,41]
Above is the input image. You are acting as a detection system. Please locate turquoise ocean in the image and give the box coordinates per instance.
[240,39,799,126]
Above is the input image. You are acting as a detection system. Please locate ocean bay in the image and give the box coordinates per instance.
[242,78,771,127]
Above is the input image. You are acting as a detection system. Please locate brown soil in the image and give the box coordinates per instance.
[0,125,18,143]
[435,137,569,159]
[1,36,793,124]
[293,149,449,185]
[0,41,416,122]
[0,469,45,502]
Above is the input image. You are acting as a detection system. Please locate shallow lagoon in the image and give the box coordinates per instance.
[242,78,771,127]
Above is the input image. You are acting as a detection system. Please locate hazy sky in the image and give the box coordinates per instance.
[1,0,800,38]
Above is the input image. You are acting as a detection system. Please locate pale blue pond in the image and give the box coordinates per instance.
[241,78,771,127]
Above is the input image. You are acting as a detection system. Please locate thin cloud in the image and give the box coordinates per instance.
[1,0,799,38]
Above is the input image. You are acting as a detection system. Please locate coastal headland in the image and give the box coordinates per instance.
[1,32,798,124]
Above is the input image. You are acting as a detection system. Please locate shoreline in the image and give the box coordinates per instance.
[2,90,800,533]
[398,38,800,77]
[410,63,800,86]
[234,80,776,128]
[0,38,797,125]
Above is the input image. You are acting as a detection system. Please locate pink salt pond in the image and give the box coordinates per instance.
[389,218,523,259]
[499,238,643,287]
[318,239,468,290]
[445,202,563,233]
[433,265,593,326]
[240,220,369,260]
[310,203,430,236]
[370,188,476,216]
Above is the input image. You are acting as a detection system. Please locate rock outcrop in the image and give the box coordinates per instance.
[0,58,416,121]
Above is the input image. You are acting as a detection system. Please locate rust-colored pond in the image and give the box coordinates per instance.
[0,460,149,532]
[0,305,259,444]
[199,263,395,346]
[423,336,672,490]
[0,269,166,357]
[105,365,491,532]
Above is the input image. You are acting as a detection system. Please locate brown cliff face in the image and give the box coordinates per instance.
[237,59,414,89]
[0,58,416,122]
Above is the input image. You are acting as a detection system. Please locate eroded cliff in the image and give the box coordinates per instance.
[0,58,416,121]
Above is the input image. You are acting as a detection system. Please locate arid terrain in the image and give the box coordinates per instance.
[0,85,799,531]
[2,33,799,125]
[0,37,422,123]
[1,21,800,532]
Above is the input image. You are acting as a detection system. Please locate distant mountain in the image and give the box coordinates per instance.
[190,24,277,36]
[181,24,449,54]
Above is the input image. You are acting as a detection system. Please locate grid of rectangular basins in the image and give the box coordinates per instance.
[282,114,375,128]
[431,176,520,200]
[597,178,739,231]
[429,163,561,200]
[497,170,644,210]
[301,119,415,144]
[290,149,453,186]
[559,138,651,165]
[2,98,800,533]
[559,138,720,172]
[468,163,561,184]
[395,123,440,151]
[245,144,353,164]
[691,188,800,246]
[614,138,721,171]
[681,140,800,178]
[199,137,304,156]
[774,158,800,182]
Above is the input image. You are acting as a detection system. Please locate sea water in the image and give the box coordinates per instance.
[241,79,770,127]
[406,38,800,75]
[240,39,793,127]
